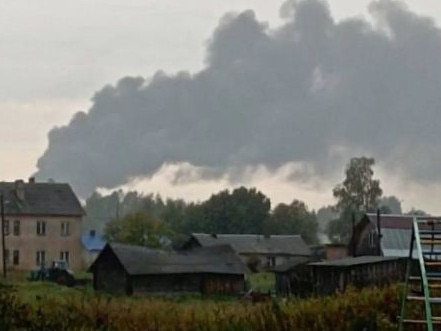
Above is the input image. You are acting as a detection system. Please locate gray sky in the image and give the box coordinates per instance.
[2,0,441,213]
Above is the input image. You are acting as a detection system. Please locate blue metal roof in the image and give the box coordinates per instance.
[81,233,106,251]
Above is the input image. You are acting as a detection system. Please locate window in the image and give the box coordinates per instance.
[60,251,70,264]
[13,250,19,266]
[61,222,71,236]
[4,249,9,265]
[13,220,20,236]
[36,221,46,236]
[36,251,46,266]
[3,220,9,236]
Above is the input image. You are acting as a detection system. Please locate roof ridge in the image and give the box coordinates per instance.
[367,213,416,218]
[193,233,301,237]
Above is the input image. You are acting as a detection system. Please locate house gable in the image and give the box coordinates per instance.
[88,244,129,294]
[350,213,419,258]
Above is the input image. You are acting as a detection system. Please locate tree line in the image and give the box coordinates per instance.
[84,186,318,248]
[83,157,427,248]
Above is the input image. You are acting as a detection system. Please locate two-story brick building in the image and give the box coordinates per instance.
[0,178,85,271]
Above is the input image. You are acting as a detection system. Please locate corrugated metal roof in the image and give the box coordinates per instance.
[382,249,417,258]
[366,213,414,229]
[0,181,84,216]
[102,243,248,276]
[309,256,401,267]
[381,228,411,251]
[191,233,311,256]
[365,215,441,257]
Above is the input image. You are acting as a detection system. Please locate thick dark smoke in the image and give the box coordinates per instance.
[36,0,441,197]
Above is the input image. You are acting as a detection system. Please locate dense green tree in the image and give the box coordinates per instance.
[104,212,173,249]
[85,186,272,242]
[201,187,271,234]
[139,193,165,218]
[119,191,144,216]
[161,198,187,230]
[328,157,383,243]
[84,190,170,235]
[83,190,122,234]
[266,200,318,244]
[333,157,382,213]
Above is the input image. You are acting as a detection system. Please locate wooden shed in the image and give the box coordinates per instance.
[271,256,314,297]
[309,256,405,296]
[88,243,247,296]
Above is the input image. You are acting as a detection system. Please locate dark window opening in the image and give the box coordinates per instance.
[13,220,20,236]
[36,221,46,236]
[13,250,19,266]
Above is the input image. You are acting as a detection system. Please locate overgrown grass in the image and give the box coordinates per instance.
[0,281,406,331]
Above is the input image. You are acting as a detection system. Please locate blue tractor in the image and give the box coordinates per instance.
[29,260,75,287]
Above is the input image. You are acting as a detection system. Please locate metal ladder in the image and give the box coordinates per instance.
[399,217,441,330]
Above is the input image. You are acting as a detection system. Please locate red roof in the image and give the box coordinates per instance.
[366,214,414,230]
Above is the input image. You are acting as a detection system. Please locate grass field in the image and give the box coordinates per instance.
[0,278,404,331]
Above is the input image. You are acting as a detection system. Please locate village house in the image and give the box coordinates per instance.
[310,212,415,296]
[271,212,415,297]
[348,213,416,257]
[181,233,311,271]
[89,243,248,296]
[0,178,85,271]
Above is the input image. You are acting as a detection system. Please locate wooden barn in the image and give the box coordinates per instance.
[271,256,314,297]
[88,243,247,296]
[309,256,405,296]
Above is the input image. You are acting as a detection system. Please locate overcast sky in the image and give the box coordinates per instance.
[2,0,441,213]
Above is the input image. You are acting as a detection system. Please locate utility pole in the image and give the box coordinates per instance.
[1,193,6,278]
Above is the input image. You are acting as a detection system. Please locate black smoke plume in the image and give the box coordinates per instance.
[36,0,441,197]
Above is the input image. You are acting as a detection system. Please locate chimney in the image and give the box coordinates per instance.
[350,212,356,257]
[28,177,35,184]
[90,230,96,237]
[14,179,25,201]
[376,209,382,255]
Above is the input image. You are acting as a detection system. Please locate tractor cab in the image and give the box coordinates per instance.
[29,260,75,287]
[51,260,69,270]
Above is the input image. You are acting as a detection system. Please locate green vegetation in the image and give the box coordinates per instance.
[0,281,410,331]
[83,156,430,247]
[268,200,318,244]
[86,186,320,249]
[248,272,275,293]
[327,157,383,243]
[104,212,173,249]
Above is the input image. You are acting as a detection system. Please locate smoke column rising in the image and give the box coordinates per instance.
[36,0,441,197]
